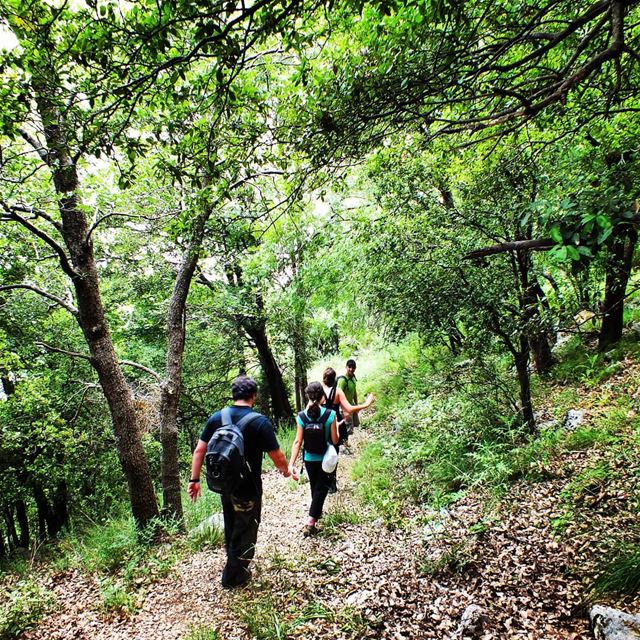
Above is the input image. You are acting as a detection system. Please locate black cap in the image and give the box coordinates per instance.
[231,376,258,400]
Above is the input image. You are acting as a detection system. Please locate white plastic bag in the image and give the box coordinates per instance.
[322,444,338,473]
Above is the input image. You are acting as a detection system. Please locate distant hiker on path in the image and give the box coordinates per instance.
[337,359,362,441]
[322,366,375,492]
[288,382,339,536]
[187,376,290,588]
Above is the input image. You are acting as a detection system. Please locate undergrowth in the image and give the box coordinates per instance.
[351,332,640,524]
[0,577,53,639]
[591,541,640,597]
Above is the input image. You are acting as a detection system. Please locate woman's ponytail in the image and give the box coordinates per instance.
[304,381,324,420]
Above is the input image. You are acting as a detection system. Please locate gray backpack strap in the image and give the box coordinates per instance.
[236,411,261,431]
[220,408,260,431]
[221,407,233,427]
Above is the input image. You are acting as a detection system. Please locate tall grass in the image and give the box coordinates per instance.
[349,332,640,517]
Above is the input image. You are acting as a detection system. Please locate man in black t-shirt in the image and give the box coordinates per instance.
[187,376,290,588]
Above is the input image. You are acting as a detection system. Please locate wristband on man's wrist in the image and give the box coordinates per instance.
[189,479,200,483]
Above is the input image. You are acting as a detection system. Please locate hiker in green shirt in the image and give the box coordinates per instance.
[337,358,360,439]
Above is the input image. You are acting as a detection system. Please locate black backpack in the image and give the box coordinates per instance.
[205,408,260,495]
[324,384,343,421]
[299,408,329,455]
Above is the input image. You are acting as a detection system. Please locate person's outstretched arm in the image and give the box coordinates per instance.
[337,388,375,415]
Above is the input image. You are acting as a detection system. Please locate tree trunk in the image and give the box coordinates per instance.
[4,507,19,549]
[32,79,159,529]
[49,483,69,537]
[446,325,464,356]
[15,500,29,548]
[527,282,554,374]
[32,483,68,539]
[243,319,293,425]
[293,324,307,412]
[159,208,210,522]
[514,339,535,433]
[34,490,47,541]
[1,376,15,395]
[599,227,637,350]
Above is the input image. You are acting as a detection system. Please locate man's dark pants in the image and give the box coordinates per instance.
[220,493,261,587]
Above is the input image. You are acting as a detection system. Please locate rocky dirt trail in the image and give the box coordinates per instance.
[23,426,620,640]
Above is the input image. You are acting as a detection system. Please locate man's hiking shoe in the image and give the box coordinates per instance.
[303,524,319,537]
[222,567,252,589]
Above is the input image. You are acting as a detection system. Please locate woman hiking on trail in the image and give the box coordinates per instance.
[288,382,339,536]
[322,367,374,442]
[322,367,375,492]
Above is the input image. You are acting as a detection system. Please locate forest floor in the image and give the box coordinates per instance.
[17,358,640,640]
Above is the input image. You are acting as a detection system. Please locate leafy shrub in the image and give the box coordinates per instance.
[183,489,222,531]
[0,578,53,639]
[591,543,640,597]
[65,514,185,586]
[240,593,290,640]
[184,625,221,640]
[97,577,139,617]
[419,541,474,577]
[352,441,400,524]
[71,514,140,574]
[188,519,225,550]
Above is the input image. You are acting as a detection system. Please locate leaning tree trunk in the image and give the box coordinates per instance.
[159,208,210,522]
[243,319,293,425]
[4,507,19,550]
[599,227,637,350]
[15,500,29,548]
[525,282,554,375]
[292,323,308,412]
[514,337,536,433]
[33,81,159,529]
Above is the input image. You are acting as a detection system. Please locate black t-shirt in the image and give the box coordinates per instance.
[200,405,279,498]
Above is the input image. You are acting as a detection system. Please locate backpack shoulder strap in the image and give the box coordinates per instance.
[327,384,337,405]
[298,411,311,425]
[220,408,260,431]
[236,411,261,430]
[221,407,233,427]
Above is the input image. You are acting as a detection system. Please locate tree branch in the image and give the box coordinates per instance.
[35,342,162,381]
[464,238,555,260]
[18,128,49,164]
[118,360,163,382]
[7,203,64,234]
[1,202,79,279]
[35,341,91,360]
[0,284,79,316]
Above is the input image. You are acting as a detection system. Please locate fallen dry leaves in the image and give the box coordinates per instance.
[18,362,640,639]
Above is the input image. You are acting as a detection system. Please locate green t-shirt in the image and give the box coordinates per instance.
[337,374,357,404]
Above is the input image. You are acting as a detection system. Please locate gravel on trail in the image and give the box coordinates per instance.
[22,429,603,640]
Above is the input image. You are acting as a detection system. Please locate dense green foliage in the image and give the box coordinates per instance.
[1,0,640,608]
